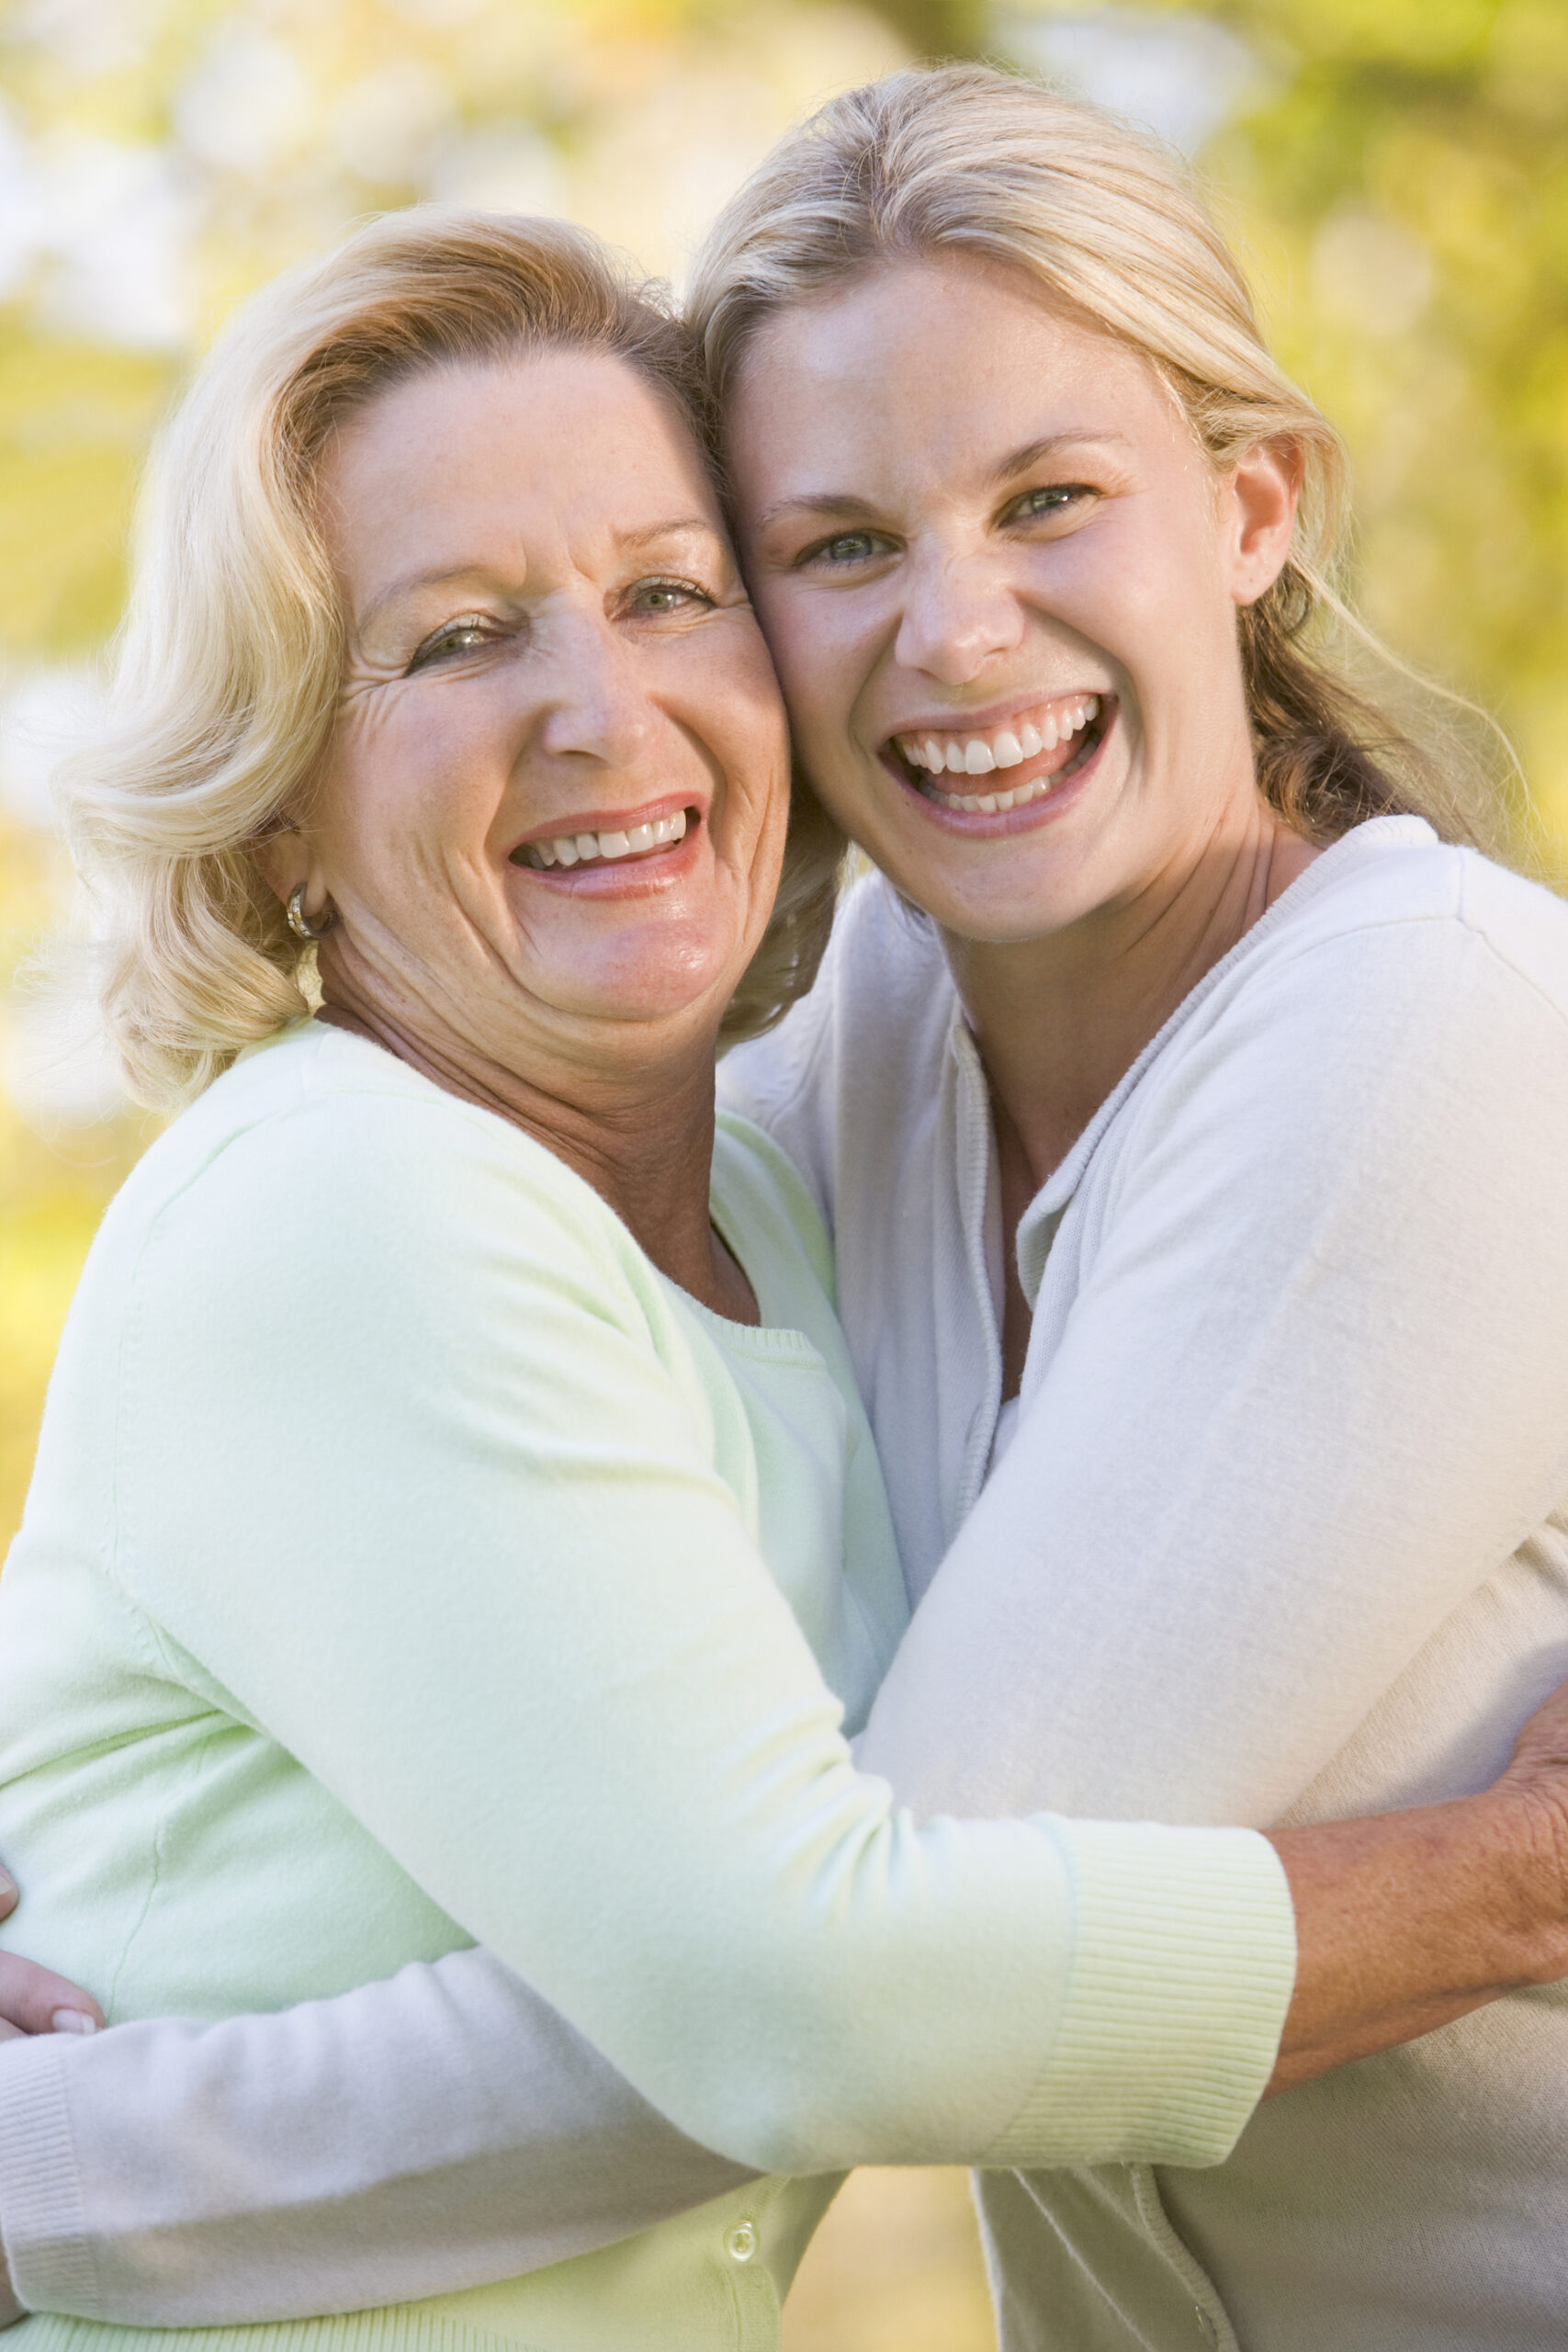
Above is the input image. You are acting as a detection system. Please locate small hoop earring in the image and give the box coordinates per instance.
[287,884,338,944]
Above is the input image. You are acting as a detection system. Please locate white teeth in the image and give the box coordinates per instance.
[517,809,690,871]
[931,775,1052,815]
[896,695,1108,795]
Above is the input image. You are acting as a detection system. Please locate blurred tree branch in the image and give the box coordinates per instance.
[867,0,989,62]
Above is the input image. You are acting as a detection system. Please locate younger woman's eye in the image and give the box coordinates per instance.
[1009,484,1091,525]
[802,530,894,570]
[407,616,497,673]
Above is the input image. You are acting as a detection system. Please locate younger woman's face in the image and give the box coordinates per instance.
[727,257,1298,947]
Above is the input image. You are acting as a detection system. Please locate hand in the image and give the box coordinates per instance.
[1498,1667,1568,1804]
[1491,1668,1568,1976]
[1267,1666,1568,2097]
[0,1870,106,2042]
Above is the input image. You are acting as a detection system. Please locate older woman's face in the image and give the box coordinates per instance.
[307,352,789,1072]
[728,257,1296,948]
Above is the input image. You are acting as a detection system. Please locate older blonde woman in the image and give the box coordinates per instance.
[1,133,1568,2352]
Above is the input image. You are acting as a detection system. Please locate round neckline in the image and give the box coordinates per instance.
[660,1195,826,1363]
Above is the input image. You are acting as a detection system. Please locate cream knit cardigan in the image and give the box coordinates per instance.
[6,817,1568,2347]
[0,1023,1288,2352]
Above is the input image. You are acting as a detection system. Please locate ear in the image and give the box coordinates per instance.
[1224,438,1302,609]
[252,824,321,916]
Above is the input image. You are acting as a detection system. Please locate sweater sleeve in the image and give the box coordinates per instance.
[0,1950,753,2325]
[97,1083,1291,2183]
[860,910,1568,1828]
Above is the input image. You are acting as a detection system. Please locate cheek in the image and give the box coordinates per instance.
[750,583,861,759]
[314,722,480,923]
[345,688,503,829]
[666,626,793,825]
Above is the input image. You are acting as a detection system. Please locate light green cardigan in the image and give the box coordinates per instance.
[0,1023,1293,2352]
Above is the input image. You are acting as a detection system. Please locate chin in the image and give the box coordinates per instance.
[864,850,1078,946]
[553,944,742,1031]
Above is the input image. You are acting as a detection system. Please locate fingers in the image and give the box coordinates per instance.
[0,1952,105,2038]
[0,1868,104,2042]
[1506,1671,1568,1784]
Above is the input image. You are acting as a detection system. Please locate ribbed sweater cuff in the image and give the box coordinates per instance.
[0,2033,97,2314]
[985,1820,1296,2171]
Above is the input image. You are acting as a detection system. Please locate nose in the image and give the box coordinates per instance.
[893,547,1025,686]
[531,605,652,767]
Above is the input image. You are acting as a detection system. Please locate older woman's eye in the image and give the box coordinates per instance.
[407,617,497,673]
[624,577,713,618]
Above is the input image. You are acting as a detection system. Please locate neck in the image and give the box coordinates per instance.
[946,796,1319,1196]
[316,983,755,1324]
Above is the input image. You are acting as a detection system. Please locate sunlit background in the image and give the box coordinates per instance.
[1,1,1565,2340]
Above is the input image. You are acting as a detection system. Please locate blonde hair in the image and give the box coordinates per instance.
[66,209,840,1108]
[689,62,1509,859]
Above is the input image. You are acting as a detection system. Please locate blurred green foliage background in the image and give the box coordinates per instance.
[0,5,1562,2336]
[6,0,1568,1551]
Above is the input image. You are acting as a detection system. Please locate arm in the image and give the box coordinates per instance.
[0,1885,101,2328]
[2,1725,1567,2326]
[0,1949,751,2326]
[87,1092,1289,2180]
[860,918,1568,1973]
[7,938,1568,2321]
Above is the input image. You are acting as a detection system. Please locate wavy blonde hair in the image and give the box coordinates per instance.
[688,62,1510,859]
[66,209,842,1108]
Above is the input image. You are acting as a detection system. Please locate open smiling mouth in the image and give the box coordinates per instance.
[888,692,1111,814]
[511,808,692,871]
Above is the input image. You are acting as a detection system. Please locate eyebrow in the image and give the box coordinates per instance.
[752,431,1136,532]
[355,519,724,631]
[987,430,1134,488]
[612,515,723,551]
[356,565,499,633]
